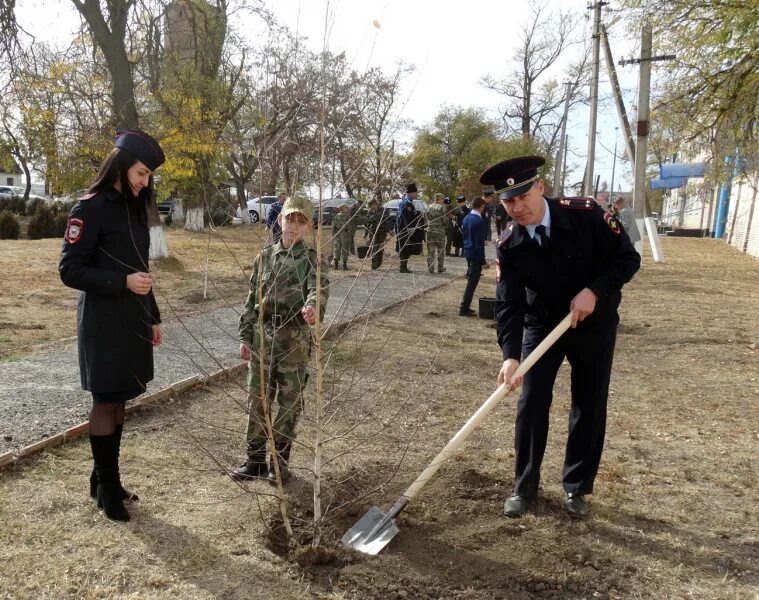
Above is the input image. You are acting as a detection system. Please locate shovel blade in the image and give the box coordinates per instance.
[341,506,400,555]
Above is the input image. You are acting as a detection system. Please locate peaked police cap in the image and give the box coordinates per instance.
[115,129,165,171]
[480,155,545,200]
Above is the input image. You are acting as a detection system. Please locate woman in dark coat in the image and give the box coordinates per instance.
[59,129,165,522]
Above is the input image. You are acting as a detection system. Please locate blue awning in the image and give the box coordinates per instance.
[659,163,707,178]
[650,177,688,190]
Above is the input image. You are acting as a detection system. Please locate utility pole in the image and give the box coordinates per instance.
[553,81,574,196]
[601,23,635,165]
[631,24,652,219]
[610,127,618,197]
[620,25,675,219]
[584,0,607,197]
[562,134,569,194]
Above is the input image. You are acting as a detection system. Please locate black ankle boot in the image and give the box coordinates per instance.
[267,440,292,486]
[89,425,138,501]
[90,433,130,522]
[230,444,268,480]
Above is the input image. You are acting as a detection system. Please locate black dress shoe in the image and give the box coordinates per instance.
[503,494,532,518]
[458,308,476,317]
[565,493,589,518]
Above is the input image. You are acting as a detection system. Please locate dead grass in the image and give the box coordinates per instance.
[0,238,757,599]
[0,223,355,359]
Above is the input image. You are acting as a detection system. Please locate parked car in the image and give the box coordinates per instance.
[157,198,174,215]
[311,197,355,226]
[380,198,428,220]
[235,195,279,224]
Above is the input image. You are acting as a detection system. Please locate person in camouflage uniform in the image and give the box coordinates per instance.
[230,196,329,485]
[331,205,351,270]
[347,198,366,255]
[364,198,392,270]
[425,193,448,273]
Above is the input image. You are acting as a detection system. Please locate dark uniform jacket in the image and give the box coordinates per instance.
[496,197,640,361]
[395,196,425,255]
[59,187,161,393]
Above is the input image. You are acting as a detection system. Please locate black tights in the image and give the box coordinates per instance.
[89,402,125,436]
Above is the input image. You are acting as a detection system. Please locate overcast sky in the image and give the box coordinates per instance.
[15,0,648,193]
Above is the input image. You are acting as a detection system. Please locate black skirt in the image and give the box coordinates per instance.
[92,388,144,404]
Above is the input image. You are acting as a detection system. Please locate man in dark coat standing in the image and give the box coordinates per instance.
[459,196,488,316]
[395,183,424,273]
[482,155,640,519]
[451,195,469,257]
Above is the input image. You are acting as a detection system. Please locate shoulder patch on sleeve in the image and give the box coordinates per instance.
[603,210,622,234]
[559,197,595,210]
[65,218,84,244]
[496,222,514,248]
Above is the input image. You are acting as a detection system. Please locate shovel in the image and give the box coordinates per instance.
[341,313,572,555]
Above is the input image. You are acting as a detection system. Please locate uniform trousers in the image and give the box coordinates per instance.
[426,237,445,271]
[245,322,309,451]
[460,259,482,312]
[514,317,618,498]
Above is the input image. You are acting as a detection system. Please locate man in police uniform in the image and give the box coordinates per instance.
[483,155,640,518]
[266,191,287,243]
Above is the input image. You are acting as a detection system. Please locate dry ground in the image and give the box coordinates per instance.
[0,237,757,599]
[0,223,353,359]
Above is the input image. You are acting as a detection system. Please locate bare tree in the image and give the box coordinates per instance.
[481,1,585,146]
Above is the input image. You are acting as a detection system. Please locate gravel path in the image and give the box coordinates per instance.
[0,251,495,454]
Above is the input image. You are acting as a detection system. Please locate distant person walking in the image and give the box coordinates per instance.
[611,197,641,245]
[395,183,425,273]
[59,129,166,522]
[425,193,448,273]
[365,199,392,270]
[266,191,287,243]
[459,196,488,316]
[331,204,351,270]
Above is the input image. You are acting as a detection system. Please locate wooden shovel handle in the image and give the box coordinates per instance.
[402,313,572,503]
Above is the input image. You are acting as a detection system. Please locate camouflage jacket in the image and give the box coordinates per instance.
[425,203,448,239]
[331,211,352,242]
[239,240,329,345]
[365,208,392,244]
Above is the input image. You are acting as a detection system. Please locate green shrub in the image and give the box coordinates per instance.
[54,213,69,237]
[0,210,20,239]
[0,195,26,215]
[26,197,44,216]
[27,204,59,239]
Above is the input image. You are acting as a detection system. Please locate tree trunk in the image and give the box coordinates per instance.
[185,207,204,232]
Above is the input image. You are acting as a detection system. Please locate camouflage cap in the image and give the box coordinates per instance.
[282,196,314,220]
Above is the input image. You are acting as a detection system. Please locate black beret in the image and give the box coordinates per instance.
[406,182,418,194]
[115,129,166,171]
[456,195,466,202]
[480,155,545,200]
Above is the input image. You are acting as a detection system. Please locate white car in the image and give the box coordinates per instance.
[236,195,280,224]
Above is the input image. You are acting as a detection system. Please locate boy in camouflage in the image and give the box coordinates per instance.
[331,205,351,270]
[425,193,448,273]
[231,196,329,484]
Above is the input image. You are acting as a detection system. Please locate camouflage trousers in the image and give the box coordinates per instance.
[333,237,350,262]
[426,236,446,271]
[245,323,310,452]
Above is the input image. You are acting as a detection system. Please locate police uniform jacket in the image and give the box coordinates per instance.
[59,187,161,393]
[496,197,640,361]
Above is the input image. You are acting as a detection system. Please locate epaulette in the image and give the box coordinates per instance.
[558,197,595,210]
[496,222,514,248]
